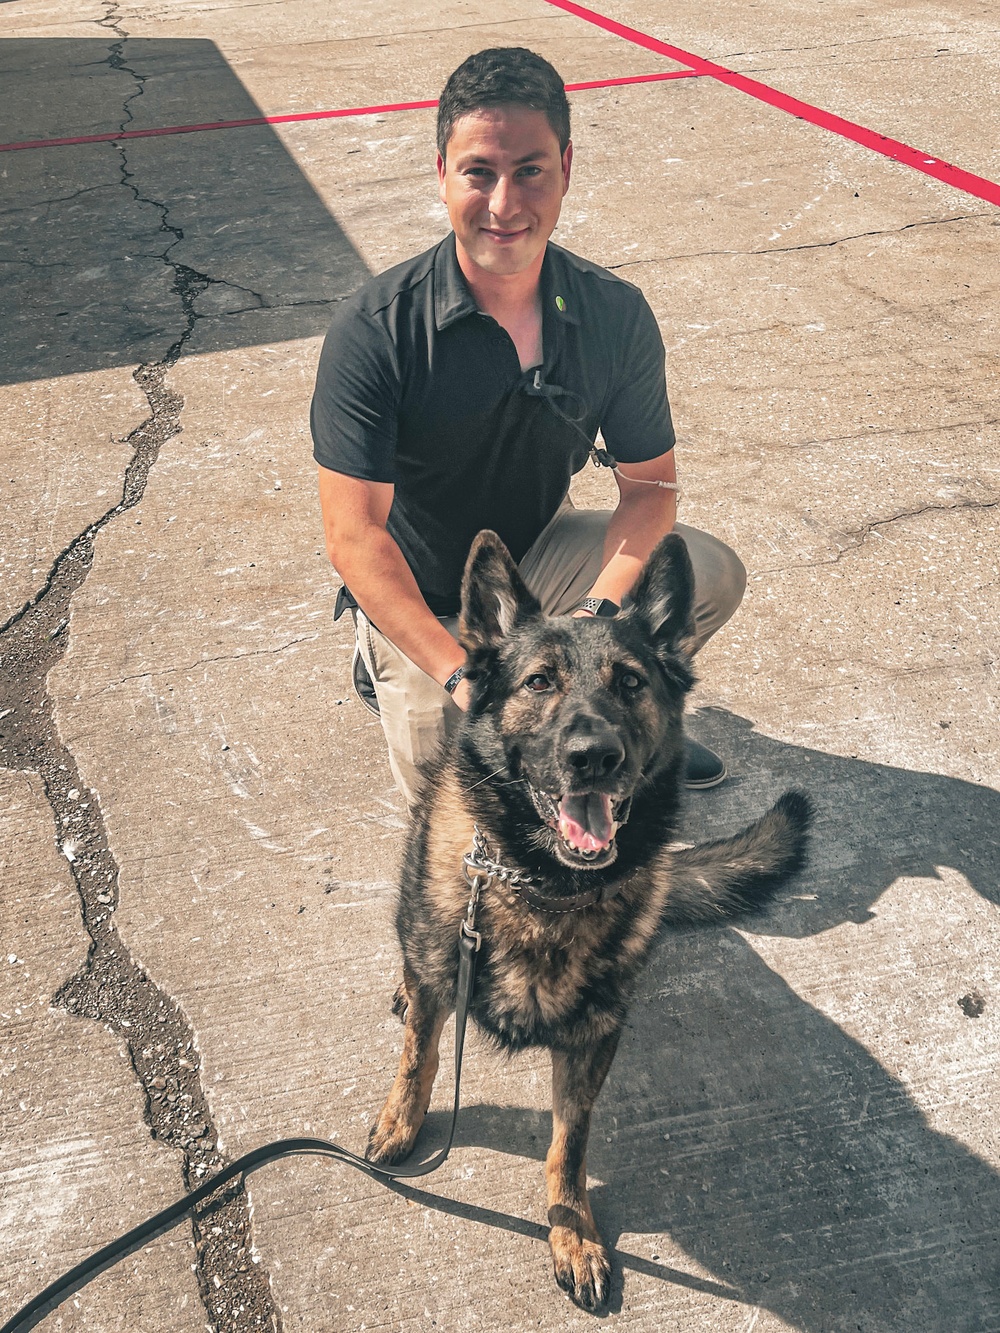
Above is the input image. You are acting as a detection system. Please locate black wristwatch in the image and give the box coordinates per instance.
[577,597,620,618]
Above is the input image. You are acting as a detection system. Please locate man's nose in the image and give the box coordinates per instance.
[489,175,520,222]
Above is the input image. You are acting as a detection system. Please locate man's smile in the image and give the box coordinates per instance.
[481,226,530,241]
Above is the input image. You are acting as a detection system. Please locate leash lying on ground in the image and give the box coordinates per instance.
[1,860,488,1333]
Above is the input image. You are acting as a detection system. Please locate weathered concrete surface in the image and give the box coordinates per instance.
[0,371,148,626]
[2,0,998,1330]
[0,769,204,1328]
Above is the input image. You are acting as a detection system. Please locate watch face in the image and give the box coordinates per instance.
[581,598,619,618]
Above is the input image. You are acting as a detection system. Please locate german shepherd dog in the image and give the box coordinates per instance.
[366,530,810,1310]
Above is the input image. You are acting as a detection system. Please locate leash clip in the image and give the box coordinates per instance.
[460,918,482,951]
[461,849,487,951]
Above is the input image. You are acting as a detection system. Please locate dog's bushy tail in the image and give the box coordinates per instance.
[663,790,812,924]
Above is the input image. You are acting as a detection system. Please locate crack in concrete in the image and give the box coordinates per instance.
[0,183,119,222]
[80,634,321,697]
[0,258,73,269]
[94,5,271,335]
[210,294,348,317]
[0,6,283,1329]
[718,31,964,60]
[766,418,1000,451]
[606,215,989,271]
[756,497,1000,574]
[741,51,965,76]
[195,11,571,53]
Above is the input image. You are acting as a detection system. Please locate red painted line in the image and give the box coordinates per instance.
[0,71,700,154]
[545,0,1000,207]
[0,99,439,153]
[569,69,699,90]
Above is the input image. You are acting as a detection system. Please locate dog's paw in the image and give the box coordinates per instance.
[391,982,409,1023]
[549,1227,612,1312]
[365,1104,420,1166]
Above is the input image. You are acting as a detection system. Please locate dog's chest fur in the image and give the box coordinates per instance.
[474,894,663,1049]
[404,769,670,1052]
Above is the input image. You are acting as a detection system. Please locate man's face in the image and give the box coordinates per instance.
[437,105,572,279]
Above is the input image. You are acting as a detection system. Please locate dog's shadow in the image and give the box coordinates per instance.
[415,711,1000,1330]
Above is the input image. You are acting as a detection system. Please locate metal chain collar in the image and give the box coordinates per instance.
[465,824,536,890]
[462,823,616,917]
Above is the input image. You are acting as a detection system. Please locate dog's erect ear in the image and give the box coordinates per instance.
[621,533,696,655]
[460,531,542,651]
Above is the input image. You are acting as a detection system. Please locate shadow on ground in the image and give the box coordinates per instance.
[403,712,1000,1331]
[0,36,368,384]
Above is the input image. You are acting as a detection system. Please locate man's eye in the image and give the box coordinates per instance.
[524,673,552,693]
[620,671,644,692]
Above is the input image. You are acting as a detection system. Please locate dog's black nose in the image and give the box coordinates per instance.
[562,718,626,782]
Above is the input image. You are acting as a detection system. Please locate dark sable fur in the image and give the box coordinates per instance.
[368,531,811,1312]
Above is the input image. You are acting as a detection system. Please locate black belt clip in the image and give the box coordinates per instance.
[333,585,358,621]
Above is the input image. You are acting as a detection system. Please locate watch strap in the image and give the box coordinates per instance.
[443,665,467,695]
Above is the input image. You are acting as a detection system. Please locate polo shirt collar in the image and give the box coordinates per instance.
[433,233,584,331]
[434,233,479,330]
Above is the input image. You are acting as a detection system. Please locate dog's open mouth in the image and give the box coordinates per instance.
[531,788,630,868]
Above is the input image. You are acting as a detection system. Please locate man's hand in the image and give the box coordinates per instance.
[451,674,473,711]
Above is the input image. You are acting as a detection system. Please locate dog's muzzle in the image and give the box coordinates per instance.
[530,787,633,868]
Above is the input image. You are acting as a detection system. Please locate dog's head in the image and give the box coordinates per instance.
[458,530,696,870]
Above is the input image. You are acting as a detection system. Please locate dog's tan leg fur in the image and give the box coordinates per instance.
[366,968,449,1165]
[546,1031,620,1310]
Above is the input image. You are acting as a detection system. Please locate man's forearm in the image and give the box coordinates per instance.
[584,486,677,607]
[333,528,465,686]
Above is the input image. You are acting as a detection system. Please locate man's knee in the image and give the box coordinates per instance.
[674,525,746,650]
[715,543,747,624]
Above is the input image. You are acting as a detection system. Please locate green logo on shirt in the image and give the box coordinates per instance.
[555,295,566,312]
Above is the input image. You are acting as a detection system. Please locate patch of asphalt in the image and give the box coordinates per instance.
[0,7,283,1329]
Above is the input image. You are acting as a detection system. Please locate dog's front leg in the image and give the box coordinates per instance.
[366,966,449,1165]
[546,1029,621,1311]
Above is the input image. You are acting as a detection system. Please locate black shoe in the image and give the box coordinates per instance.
[684,738,727,790]
[352,644,380,717]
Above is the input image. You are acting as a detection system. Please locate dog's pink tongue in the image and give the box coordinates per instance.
[558,793,615,852]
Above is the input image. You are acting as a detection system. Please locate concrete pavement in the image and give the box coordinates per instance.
[1,1,997,1329]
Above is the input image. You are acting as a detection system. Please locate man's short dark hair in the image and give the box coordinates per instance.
[437,48,571,158]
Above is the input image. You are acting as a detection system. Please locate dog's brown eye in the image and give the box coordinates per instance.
[620,671,644,692]
[524,673,553,692]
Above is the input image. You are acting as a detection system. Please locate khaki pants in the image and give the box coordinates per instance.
[354,504,746,812]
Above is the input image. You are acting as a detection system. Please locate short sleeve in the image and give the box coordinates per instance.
[599,293,675,464]
[310,304,401,482]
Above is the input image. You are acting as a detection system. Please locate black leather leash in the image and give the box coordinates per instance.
[1,882,485,1333]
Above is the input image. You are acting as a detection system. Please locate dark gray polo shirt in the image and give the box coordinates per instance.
[311,232,674,616]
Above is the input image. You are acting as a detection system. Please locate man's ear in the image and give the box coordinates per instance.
[436,151,447,202]
[620,533,696,656]
[460,531,542,652]
[561,140,573,195]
